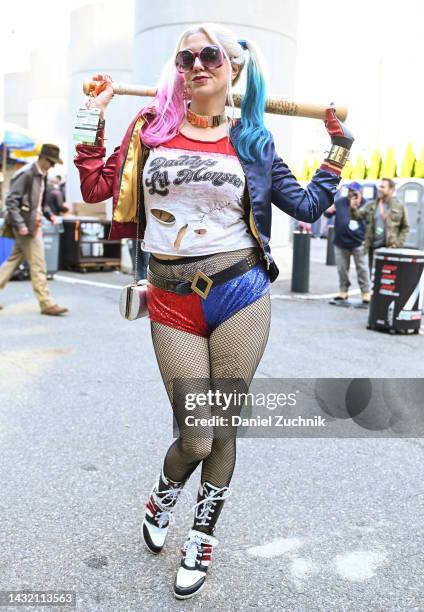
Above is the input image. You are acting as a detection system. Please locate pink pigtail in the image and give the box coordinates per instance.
[138,62,187,148]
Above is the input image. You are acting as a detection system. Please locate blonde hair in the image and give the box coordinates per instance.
[140,22,272,162]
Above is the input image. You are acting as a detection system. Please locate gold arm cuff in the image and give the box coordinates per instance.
[326,144,350,166]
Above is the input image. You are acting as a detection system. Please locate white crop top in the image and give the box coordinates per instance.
[140,132,257,256]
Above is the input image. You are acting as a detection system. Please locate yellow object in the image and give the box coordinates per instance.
[366,149,382,179]
[413,146,424,178]
[352,155,366,179]
[399,142,416,178]
[380,147,397,178]
[9,143,42,160]
[341,159,352,179]
[309,156,320,176]
[113,116,146,223]
[299,159,310,181]
[291,166,299,181]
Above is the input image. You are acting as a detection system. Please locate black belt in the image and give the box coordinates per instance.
[147,251,261,299]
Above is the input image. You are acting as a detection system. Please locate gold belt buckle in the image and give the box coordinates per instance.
[191,270,213,299]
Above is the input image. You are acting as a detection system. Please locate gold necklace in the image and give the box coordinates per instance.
[187,104,228,128]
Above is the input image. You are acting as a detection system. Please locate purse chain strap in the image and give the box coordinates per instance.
[133,140,146,286]
[134,207,140,286]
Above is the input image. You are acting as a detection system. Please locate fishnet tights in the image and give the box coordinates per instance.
[149,248,271,489]
[149,247,258,277]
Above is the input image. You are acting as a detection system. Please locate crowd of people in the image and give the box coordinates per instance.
[325,178,409,304]
[296,178,410,304]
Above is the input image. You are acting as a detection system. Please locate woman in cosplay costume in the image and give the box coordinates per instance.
[74,23,353,600]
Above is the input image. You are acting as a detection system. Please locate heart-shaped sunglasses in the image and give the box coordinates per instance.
[175,45,224,73]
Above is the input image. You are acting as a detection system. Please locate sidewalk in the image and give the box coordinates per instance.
[0,240,423,611]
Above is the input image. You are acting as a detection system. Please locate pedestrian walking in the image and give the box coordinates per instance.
[74,23,354,600]
[0,144,69,315]
[350,178,410,273]
[325,181,371,304]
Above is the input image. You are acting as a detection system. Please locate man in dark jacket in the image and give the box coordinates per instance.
[325,181,371,304]
[0,144,68,315]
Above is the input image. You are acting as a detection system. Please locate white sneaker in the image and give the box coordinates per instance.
[173,529,218,599]
[173,481,232,599]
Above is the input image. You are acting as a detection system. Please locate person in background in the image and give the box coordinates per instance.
[325,181,371,304]
[46,177,70,215]
[350,178,410,273]
[55,175,67,202]
[0,144,69,316]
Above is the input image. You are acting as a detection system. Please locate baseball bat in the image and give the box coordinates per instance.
[83,79,348,122]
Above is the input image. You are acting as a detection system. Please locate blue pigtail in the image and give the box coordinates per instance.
[236,43,272,163]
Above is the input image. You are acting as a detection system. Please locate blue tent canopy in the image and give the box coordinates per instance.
[1,122,36,150]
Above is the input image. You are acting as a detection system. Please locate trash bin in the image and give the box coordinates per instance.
[0,218,15,266]
[42,216,64,278]
[367,247,424,334]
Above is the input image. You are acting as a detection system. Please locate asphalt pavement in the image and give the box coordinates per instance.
[0,239,423,612]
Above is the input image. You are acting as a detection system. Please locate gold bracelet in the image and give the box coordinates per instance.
[326,144,350,167]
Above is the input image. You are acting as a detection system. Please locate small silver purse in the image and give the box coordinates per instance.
[119,279,148,321]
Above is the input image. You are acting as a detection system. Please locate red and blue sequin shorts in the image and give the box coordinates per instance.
[146,247,270,338]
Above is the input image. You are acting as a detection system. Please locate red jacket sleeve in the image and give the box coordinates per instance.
[74,144,120,203]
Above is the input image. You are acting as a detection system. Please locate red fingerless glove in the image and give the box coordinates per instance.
[324,107,354,149]
[320,107,355,175]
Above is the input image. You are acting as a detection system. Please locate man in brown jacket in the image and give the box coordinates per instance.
[0,144,68,315]
[350,178,410,273]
